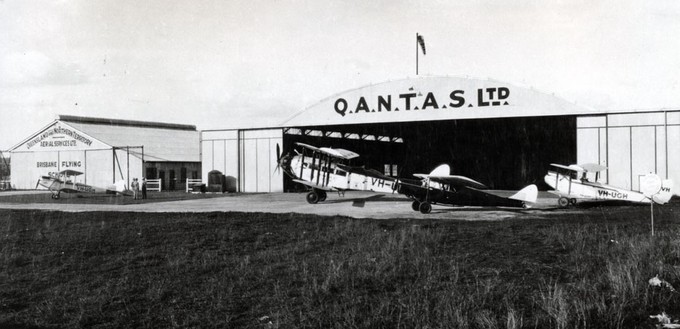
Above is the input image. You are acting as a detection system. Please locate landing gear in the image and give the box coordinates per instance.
[306,191,320,204]
[569,198,577,206]
[51,193,60,199]
[411,200,420,211]
[558,197,570,208]
[419,202,432,214]
[306,190,327,204]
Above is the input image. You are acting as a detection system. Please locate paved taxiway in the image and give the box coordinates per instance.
[0,190,564,220]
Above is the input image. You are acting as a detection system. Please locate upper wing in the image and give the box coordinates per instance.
[295,142,359,160]
[550,163,584,172]
[59,169,84,176]
[550,163,607,173]
[424,175,488,189]
[578,163,608,172]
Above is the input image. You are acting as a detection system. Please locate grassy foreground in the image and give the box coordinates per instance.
[1,208,679,328]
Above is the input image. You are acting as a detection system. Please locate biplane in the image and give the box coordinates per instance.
[544,163,674,207]
[36,170,130,199]
[277,143,397,203]
[397,164,538,214]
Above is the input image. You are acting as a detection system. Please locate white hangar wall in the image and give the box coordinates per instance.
[201,128,283,192]
[10,121,143,189]
[577,110,680,191]
[10,116,200,191]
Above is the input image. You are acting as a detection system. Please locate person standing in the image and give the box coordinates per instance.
[141,177,147,199]
[131,178,140,200]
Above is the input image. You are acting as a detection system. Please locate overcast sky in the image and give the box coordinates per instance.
[1,0,679,150]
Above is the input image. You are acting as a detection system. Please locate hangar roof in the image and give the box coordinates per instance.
[11,115,200,162]
[280,76,599,127]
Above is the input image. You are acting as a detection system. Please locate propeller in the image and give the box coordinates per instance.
[35,179,41,189]
[274,143,282,174]
[273,143,290,176]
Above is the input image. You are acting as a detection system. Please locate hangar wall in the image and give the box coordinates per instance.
[577,110,680,191]
[11,147,143,189]
[201,128,283,192]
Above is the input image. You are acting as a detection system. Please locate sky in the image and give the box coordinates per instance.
[1,0,679,151]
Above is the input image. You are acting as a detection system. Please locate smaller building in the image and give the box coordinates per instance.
[9,115,200,191]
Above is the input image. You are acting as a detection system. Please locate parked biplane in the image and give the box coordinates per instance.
[396,164,538,213]
[544,163,674,207]
[277,143,397,203]
[36,170,129,199]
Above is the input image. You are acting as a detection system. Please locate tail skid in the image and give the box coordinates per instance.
[509,184,538,204]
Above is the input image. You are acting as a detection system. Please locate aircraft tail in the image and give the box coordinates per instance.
[509,184,538,204]
[429,164,450,176]
[652,179,674,204]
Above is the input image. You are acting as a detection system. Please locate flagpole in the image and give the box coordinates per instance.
[416,33,419,75]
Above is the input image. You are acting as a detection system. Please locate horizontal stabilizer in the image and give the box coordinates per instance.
[509,184,538,203]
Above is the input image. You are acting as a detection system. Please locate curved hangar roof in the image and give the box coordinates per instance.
[281,76,598,127]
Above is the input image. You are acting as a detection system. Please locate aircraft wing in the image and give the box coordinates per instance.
[59,169,84,176]
[579,163,608,172]
[295,142,359,160]
[550,163,584,172]
[550,163,607,173]
[336,164,393,180]
[425,175,488,189]
[292,179,336,191]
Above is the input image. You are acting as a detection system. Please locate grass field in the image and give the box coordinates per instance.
[0,190,232,205]
[1,204,679,328]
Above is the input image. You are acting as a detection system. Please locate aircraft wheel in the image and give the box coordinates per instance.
[306,191,320,204]
[419,202,432,214]
[569,198,577,205]
[54,194,60,200]
[319,191,327,202]
[50,194,56,199]
[558,197,569,208]
[411,200,420,211]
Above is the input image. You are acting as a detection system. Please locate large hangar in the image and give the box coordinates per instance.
[201,76,680,193]
[10,115,201,191]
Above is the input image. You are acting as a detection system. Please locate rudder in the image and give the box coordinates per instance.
[509,184,538,204]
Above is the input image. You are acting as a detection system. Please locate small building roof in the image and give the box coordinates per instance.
[11,115,199,163]
[60,115,199,162]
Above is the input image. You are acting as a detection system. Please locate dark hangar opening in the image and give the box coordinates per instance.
[282,116,575,191]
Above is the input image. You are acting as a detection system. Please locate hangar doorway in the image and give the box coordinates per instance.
[283,116,576,191]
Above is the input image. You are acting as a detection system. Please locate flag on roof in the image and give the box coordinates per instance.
[417,34,426,55]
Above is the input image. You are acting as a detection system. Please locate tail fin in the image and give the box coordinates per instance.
[429,164,450,176]
[509,184,538,204]
[652,179,674,204]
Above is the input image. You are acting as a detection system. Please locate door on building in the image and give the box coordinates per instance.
[169,170,176,190]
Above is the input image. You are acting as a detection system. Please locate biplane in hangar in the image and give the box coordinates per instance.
[277,143,397,203]
[36,170,130,199]
[396,164,538,214]
[544,163,674,207]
